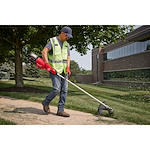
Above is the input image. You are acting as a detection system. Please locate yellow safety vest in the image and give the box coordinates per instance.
[47,37,68,74]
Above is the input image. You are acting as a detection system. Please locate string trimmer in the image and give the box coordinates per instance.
[29,53,114,115]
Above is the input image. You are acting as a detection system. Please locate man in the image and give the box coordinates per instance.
[41,26,73,117]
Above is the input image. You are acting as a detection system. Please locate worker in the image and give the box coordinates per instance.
[41,26,73,117]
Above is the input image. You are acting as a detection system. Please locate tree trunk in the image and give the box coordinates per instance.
[15,47,24,87]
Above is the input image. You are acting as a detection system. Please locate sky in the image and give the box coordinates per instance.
[70,25,142,71]
[70,48,92,70]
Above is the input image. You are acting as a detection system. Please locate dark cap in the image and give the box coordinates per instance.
[61,26,73,38]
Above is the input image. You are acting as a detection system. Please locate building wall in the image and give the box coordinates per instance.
[103,26,150,53]
[76,74,92,83]
[91,25,150,89]
[92,48,99,83]
[76,26,150,88]
[103,51,150,72]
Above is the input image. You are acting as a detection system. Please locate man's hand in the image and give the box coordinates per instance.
[45,63,57,74]
[66,67,71,76]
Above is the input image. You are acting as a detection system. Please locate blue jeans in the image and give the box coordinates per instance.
[43,72,68,113]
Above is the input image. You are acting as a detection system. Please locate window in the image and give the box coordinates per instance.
[124,45,128,56]
[120,47,125,57]
[103,39,150,61]
[107,51,112,60]
[136,42,141,53]
[130,43,134,55]
[103,53,107,61]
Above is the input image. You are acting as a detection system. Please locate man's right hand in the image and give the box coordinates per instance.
[45,63,57,74]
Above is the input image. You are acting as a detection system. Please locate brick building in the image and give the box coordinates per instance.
[76,25,150,89]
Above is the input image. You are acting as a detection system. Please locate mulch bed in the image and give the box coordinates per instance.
[0,86,49,93]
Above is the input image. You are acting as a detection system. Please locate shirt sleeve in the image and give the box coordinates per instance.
[45,41,53,55]
[67,43,70,57]
[45,41,52,50]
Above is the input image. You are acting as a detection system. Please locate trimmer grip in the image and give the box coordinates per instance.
[29,53,38,64]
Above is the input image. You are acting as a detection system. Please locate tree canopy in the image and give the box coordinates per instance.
[0,25,134,87]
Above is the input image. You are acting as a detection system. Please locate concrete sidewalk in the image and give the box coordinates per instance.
[0,96,128,125]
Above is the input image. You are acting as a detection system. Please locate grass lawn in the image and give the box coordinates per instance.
[0,77,150,125]
[0,117,16,125]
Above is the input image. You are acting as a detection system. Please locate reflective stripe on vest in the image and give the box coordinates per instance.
[47,37,68,74]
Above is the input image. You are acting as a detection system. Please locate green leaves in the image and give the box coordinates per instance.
[0,25,135,60]
[0,61,15,74]
[68,25,134,55]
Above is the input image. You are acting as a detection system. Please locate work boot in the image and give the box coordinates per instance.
[57,111,70,117]
[42,101,50,114]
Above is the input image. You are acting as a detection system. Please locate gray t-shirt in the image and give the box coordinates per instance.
[45,37,70,56]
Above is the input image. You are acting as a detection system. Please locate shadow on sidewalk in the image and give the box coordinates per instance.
[3,107,57,116]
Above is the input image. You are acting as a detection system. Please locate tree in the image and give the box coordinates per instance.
[0,25,134,87]
[24,64,49,78]
[70,60,80,75]
[80,68,92,75]
[0,61,15,80]
[25,64,42,78]
[69,60,80,82]
[0,25,57,87]
[0,61,15,76]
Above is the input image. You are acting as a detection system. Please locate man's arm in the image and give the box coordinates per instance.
[66,56,71,76]
[67,56,70,68]
[42,47,50,64]
[41,47,57,74]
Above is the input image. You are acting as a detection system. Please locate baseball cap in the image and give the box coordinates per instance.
[61,26,73,38]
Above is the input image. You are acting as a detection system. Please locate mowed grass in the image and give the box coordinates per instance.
[0,117,16,125]
[0,78,150,125]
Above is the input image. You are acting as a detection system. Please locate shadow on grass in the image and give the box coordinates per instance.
[0,82,15,89]
[23,78,37,81]
[0,79,52,92]
[10,77,42,82]
[0,84,52,93]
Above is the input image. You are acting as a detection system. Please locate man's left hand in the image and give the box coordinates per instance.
[66,67,71,76]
